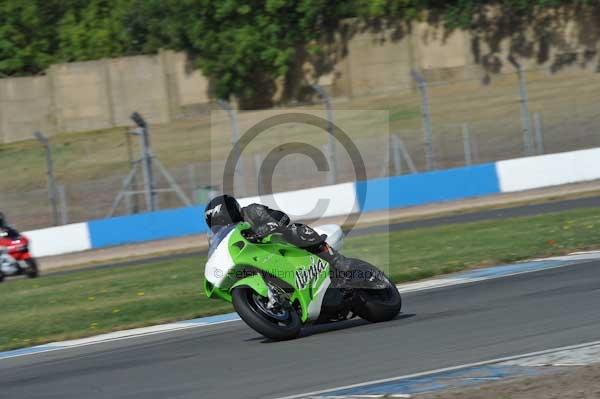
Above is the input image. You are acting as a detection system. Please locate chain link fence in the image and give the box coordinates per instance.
[3,67,600,231]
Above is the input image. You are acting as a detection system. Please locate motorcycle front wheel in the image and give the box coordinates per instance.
[232,287,301,341]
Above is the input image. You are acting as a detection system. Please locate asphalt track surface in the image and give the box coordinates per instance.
[2,260,600,399]
[47,194,600,277]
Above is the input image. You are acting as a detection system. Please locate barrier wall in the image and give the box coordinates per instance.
[87,206,207,248]
[238,183,360,220]
[496,147,600,192]
[356,163,500,213]
[24,182,358,257]
[23,147,600,257]
[26,223,91,258]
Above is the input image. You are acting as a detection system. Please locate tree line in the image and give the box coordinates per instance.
[0,0,592,105]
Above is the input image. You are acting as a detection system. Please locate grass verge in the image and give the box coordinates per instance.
[2,206,600,351]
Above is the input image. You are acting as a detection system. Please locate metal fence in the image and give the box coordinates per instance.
[3,66,600,231]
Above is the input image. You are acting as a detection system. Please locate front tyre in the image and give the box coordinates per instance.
[232,287,301,341]
[25,258,39,278]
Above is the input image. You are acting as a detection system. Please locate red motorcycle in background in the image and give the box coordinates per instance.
[0,230,38,282]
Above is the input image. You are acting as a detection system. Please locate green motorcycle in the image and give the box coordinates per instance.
[204,223,402,340]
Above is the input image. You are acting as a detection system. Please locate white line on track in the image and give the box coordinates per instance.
[275,339,600,399]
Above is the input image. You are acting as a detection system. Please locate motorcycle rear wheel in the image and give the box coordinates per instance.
[25,259,39,278]
[232,287,301,341]
[350,260,402,323]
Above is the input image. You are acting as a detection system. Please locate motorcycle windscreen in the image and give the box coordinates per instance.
[207,224,237,258]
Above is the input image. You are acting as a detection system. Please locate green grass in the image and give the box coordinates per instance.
[345,207,600,282]
[2,206,600,351]
[389,107,420,122]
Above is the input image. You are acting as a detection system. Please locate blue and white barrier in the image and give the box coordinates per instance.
[25,182,359,257]
[87,206,207,248]
[25,223,91,258]
[356,163,500,213]
[238,182,360,220]
[496,147,600,192]
[24,147,600,257]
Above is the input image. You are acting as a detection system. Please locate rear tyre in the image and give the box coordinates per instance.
[0,272,4,283]
[25,259,39,278]
[350,260,402,323]
[232,287,301,341]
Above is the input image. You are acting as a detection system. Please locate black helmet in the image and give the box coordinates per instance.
[205,195,243,230]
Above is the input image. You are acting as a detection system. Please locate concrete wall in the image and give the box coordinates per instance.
[0,49,219,143]
[340,29,415,96]
[106,55,171,126]
[0,76,55,142]
[49,61,114,133]
[160,51,210,109]
[328,20,474,97]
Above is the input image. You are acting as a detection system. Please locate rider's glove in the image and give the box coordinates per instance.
[254,222,282,238]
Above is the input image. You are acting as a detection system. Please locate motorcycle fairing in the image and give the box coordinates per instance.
[204,223,331,322]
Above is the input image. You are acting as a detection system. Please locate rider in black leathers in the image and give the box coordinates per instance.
[0,212,20,239]
[205,195,329,255]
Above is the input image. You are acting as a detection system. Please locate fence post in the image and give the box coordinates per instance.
[253,153,265,195]
[57,185,69,225]
[187,164,197,199]
[534,112,544,155]
[125,130,140,213]
[122,176,133,214]
[33,131,60,226]
[124,192,132,215]
[462,123,473,166]
[391,135,402,176]
[311,84,337,184]
[217,100,245,195]
[131,112,157,211]
[379,136,392,177]
[109,112,191,217]
[508,56,534,156]
[410,69,435,170]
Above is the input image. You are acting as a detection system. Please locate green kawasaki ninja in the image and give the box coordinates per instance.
[204,221,402,340]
